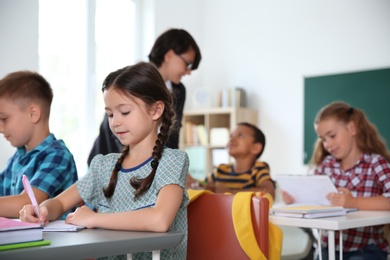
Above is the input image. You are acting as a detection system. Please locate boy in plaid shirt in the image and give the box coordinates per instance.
[0,71,78,218]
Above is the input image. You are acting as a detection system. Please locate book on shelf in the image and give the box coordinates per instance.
[185,121,194,144]
[233,87,246,107]
[195,124,208,145]
[217,87,246,108]
[218,88,231,107]
[184,122,208,145]
[271,205,347,219]
[0,217,43,245]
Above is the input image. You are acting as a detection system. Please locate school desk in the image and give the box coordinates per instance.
[0,228,184,260]
[270,210,390,260]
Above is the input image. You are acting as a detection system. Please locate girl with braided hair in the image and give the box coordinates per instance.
[283,101,390,260]
[87,28,202,166]
[19,62,190,259]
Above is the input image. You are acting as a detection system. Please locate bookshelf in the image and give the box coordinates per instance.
[180,107,258,179]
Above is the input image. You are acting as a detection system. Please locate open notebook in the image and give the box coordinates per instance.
[44,220,85,232]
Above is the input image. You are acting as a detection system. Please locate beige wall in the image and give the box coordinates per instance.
[0,0,38,169]
[1,0,390,175]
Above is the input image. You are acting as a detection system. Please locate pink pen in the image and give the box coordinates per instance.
[22,175,44,226]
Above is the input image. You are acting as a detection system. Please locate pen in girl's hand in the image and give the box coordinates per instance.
[22,175,44,226]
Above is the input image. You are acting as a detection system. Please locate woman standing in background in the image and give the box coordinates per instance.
[87,28,202,165]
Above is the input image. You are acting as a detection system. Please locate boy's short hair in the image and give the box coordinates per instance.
[238,122,266,159]
[0,71,53,119]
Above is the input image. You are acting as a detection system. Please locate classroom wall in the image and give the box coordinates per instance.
[0,0,39,169]
[143,0,204,95]
[1,0,390,177]
[152,0,390,176]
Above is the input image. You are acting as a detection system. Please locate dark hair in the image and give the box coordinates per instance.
[310,101,390,166]
[0,71,53,119]
[148,28,201,70]
[238,122,266,159]
[102,62,175,199]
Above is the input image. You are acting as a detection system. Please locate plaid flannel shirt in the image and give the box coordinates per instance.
[0,134,78,198]
[315,153,390,253]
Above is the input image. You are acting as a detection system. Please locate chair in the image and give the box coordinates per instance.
[187,193,269,260]
[280,226,313,259]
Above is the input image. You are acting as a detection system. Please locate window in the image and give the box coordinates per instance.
[39,0,136,176]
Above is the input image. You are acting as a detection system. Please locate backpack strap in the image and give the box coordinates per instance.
[232,192,283,260]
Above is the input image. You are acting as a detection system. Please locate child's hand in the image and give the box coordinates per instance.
[281,190,295,204]
[326,188,354,207]
[66,205,96,228]
[19,204,48,225]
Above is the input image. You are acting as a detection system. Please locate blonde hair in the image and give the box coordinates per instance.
[310,101,390,166]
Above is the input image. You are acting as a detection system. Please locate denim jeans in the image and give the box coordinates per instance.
[316,244,387,260]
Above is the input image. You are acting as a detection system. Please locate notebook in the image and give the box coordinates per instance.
[271,205,346,219]
[0,217,43,245]
[0,218,85,246]
[44,220,85,232]
[276,175,338,206]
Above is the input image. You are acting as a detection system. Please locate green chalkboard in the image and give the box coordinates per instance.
[303,68,390,164]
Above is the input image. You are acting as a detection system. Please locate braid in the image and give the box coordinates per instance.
[103,146,130,198]
[130,102,174,199]
[102,62,176,199]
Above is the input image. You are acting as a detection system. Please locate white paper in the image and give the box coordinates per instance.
[43,220,85,232]
[276,175,338,206]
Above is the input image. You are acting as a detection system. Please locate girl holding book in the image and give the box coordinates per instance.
[283,101,390,260]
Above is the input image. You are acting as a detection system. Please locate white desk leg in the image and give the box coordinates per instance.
[328,231,335,260]
[318,229,323,260]
[152,250,161,260]
[339,231,343,260]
